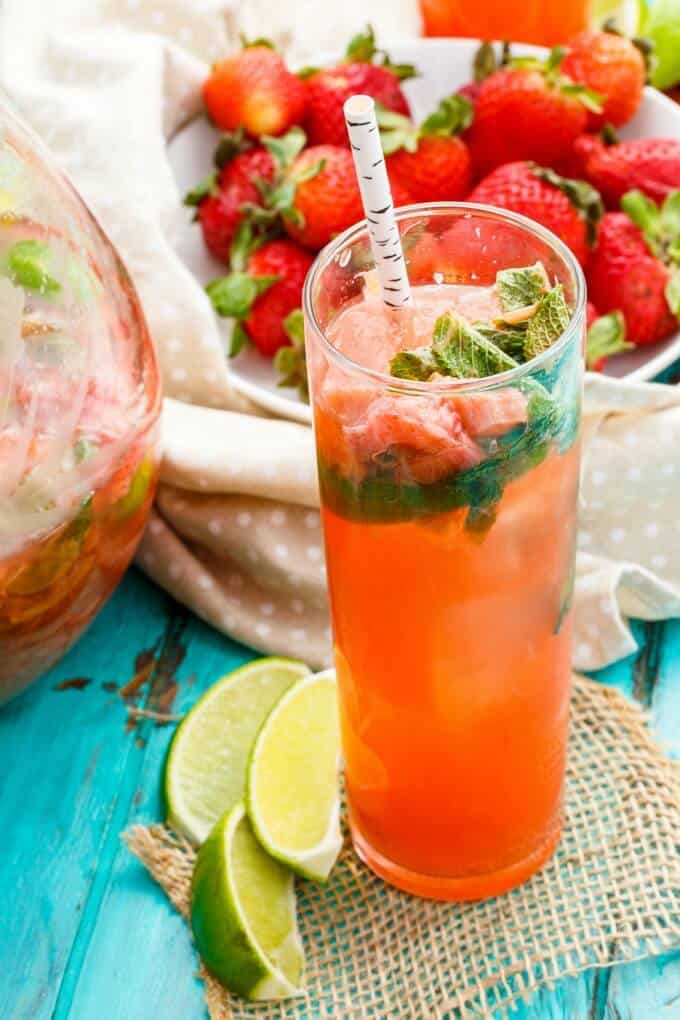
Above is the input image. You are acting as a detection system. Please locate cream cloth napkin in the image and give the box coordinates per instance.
[2,0,679,670]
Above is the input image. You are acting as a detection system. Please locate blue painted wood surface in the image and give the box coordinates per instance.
[1,568,678,1019]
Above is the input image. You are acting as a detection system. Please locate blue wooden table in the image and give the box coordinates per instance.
[2,567,679,1020]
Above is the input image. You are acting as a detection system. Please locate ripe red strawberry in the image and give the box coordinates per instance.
[561,30,645,130]
[218,146,276,195]
[586,300,599,330]
[282,145,364,251]
[206,239,313,356]
[466,50,597,177]
[196,187,247,264]
[203,42,306,137]
[587,191,680,344]
[382,95,473,203]
[572,136,680,208]
[304,26,413,147]
[467,162,604,266]
[555,132,605,181]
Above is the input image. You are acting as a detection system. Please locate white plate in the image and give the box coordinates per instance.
[168,37,680,423]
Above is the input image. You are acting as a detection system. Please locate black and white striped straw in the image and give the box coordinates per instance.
[343,94,412,310]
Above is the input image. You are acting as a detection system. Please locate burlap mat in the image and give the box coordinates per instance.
[124,676,680,1019]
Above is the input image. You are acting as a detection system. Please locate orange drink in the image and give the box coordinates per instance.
[420,0,590,46]
[304,205,585,900]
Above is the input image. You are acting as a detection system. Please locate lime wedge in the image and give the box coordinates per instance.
[191,802,304,1000]
[246,669,342,882]
[165,658,310,844]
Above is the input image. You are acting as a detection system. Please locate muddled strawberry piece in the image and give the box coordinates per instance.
[451,389,528,438]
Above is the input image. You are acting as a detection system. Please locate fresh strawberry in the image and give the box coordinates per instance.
[585,310,633,371]
[281,145,364,251]
[466,48,601,177]
[218,145,276,195]
[572,135,680,208]
[587,190,680,344]
[304,26,414,147]
[586,300,599,330]
[206,238,313,357]
[555,132,608,181]
[203,41,306,137]
[561,30,645,129]
[195,188,248,264]
[467,162,604,267]
[380,95,472,203]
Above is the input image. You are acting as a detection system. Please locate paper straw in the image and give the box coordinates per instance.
[344,94,412,310]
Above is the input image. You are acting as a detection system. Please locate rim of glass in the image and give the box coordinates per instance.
[302,201,586,394]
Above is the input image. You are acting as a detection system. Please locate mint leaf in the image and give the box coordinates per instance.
[496,262,549,312]
[390,347,439,380]
[554,553,575,634]
[586,311,633,370]
[432,312,518,378]
[524,284,571,360]
[7,240,61,296]
[474,323,527,360]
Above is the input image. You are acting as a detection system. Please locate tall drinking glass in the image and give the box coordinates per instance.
[304,204,585,900]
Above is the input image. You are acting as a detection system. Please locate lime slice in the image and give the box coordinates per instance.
[191,802,304,1000]
[247,669,342,882]
[165,658,310,844]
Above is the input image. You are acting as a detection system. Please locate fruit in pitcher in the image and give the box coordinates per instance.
[465,49,601,176]
[206,238,313,356]
[467,161,604,267]
[304,26,414,147]
[587,191,680,344]
[381,95,473,203]
[561,30,646,129]
[203,42,306,137]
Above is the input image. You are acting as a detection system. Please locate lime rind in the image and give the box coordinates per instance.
[165,657,310,844]
[191,803,304,1000]
[246,669,343,883]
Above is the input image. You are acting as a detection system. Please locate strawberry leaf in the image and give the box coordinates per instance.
[184,172,217,207]
[545,46,567,72]
[559,82,604,113]
[230,321,250,357]
[666,269,680,319]
[293,158,326,184]
[661,191,680,239]
[376,104,418,154]
[585,311,632,370]
[213,129,250,169]
[262,126,307,170]
[473,41,498,82]
[531,165,604,245]
[420,94,473,137]
[345,24,377,62]
[621,188,663,255]
[380,58,418,81]
[240,34,275,50]
[297,65,320,79]
[229,221,263,272]
[206,272,278,319]
[275,309,309,398]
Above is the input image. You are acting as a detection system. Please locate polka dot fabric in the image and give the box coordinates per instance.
[7,1,680,672]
